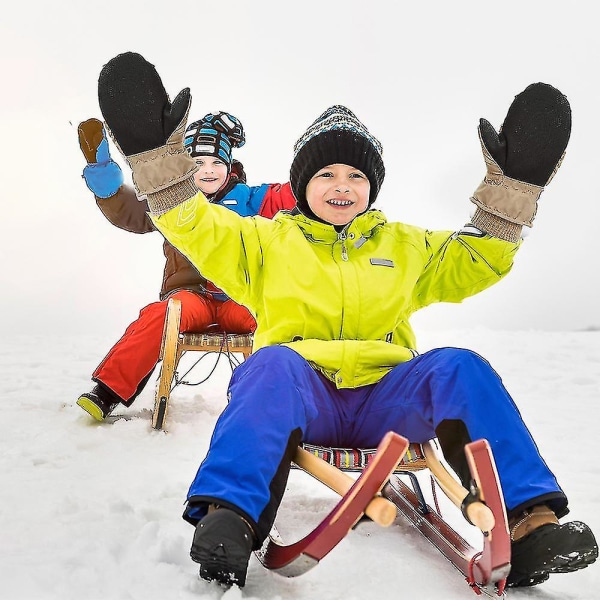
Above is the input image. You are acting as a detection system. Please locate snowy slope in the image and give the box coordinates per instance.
[1,328,599,599]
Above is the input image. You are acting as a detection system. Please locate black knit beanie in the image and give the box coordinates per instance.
[290,105,385,218]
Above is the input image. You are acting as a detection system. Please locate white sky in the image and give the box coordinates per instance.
[2,0,599,335]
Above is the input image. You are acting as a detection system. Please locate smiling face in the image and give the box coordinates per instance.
[193,156,229,196]
[305,163,370,226]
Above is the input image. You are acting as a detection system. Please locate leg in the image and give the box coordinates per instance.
[183,345,344,543]
[177,290,217,333]
[353,347,597,586]
[185,346,360,587]
[348,347,567,517]
[215,299,257,333]
[92,291,213,403]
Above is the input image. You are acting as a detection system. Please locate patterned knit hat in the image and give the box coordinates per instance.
[184,111,245,170]
[290,105,385,215]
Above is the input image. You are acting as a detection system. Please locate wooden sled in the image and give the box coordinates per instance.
[152,297,253,430]
[257,436,510,597]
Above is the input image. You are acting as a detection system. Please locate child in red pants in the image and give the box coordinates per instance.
[76,112,295,419]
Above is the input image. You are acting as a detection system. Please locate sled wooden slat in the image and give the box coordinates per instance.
[293,445,398,526]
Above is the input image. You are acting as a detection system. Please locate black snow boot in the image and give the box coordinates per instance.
[507,505,598,587]
[77,383,120,421]
[190,508,255,587]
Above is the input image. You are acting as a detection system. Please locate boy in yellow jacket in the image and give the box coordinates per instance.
[96,52,597,589]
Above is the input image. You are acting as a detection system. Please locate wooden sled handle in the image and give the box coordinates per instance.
[293,446,397,527]
[422,441,495,533]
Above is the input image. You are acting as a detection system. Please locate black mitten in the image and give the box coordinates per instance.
[97,52,197,213]
[98,52,190,156]
[471,83,571,242]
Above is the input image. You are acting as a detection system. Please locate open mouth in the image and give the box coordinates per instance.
[327,199,353,207]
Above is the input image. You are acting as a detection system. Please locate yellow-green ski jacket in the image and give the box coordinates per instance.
[152,193,520,388]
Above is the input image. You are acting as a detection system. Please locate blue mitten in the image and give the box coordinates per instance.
[78,118,124,198]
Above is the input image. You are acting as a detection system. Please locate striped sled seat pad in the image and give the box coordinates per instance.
[298,441,426,473]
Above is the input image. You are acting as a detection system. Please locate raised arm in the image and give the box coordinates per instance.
[414,83,571,308]
[96,52,267,305]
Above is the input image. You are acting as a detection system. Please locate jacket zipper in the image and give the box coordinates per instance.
[338,230,348,261]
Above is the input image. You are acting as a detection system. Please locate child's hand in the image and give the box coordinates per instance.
[97,52,197,212]
[78,118,123,199]
[98,52,190,157]
[478,83,571,187]
[470,83,571,242]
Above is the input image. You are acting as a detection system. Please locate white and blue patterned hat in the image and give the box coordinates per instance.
[290,105,385,213]
[184,111,245,170]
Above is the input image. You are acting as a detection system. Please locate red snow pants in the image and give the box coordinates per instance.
[93,290,256,403]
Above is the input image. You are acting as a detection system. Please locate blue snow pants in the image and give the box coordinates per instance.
[183,345,567,542]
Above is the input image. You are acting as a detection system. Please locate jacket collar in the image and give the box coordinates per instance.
[283,209,388,243]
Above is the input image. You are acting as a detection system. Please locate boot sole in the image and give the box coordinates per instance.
[191,544,249,587]
[508,548,597,587]
[76,397,106,421]
[189,509,254,587]
[508,522,598,587]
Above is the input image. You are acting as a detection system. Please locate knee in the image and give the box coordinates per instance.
[138,299,169,322]
[430,347,496,378]
[443,347,487,364]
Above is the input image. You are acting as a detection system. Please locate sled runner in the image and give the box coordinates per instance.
[257,435,510,597]
[152,297,253,430]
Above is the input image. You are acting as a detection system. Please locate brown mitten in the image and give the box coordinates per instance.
[77,118,123,198]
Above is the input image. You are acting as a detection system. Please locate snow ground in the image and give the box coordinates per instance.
[1,328,599,599]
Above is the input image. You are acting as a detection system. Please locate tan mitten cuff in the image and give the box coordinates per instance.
[470,207,523,243]
[127,105,197,197]
[107,103,199,215]
[103,101,197,201]
[147,177,199,215]
[129,144,197,196]
[470,130,545,240]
